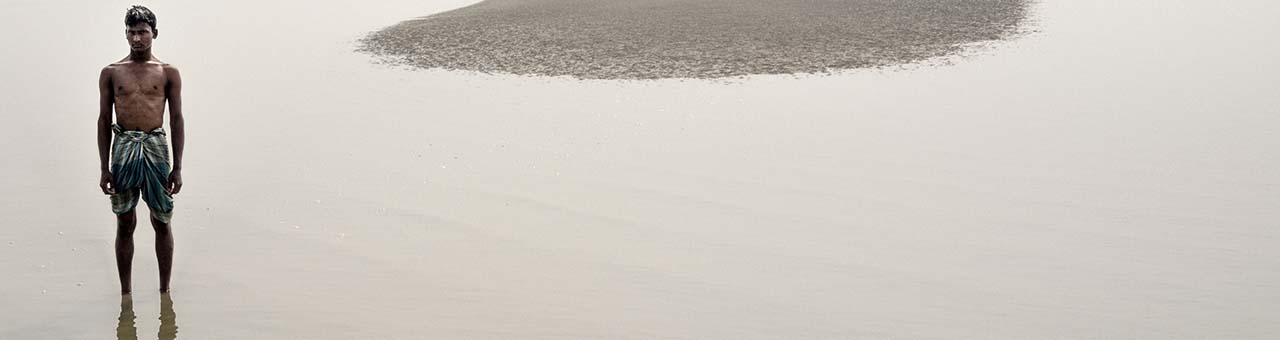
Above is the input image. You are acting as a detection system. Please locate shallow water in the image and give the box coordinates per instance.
[1,0,1278,339]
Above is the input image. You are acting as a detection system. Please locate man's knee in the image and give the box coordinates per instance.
[150,215,171,235]
[116,211,137,236]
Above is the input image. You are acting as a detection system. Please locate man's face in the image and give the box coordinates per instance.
[125,22,155,52]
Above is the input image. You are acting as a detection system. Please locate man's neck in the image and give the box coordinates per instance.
[128,50,153,62]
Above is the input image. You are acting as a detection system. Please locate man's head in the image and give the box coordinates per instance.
[124,5,157,52]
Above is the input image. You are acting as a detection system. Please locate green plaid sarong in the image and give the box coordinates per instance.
[109,124,174,223]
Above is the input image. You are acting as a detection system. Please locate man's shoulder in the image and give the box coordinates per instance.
[159,62,180,72]
[161,63,181,82]
[101,59,131,74]
[105,57,133,68]
[100,63,120,80]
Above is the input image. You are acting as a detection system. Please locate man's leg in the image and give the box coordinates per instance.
[115,210,138,295]
[151,215,173,293]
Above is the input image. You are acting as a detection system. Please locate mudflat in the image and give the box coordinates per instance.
[361,0,1031,79]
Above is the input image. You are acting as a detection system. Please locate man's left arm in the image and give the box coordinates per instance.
[165,65,184,195]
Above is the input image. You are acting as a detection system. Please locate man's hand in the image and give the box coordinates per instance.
[167,170,182,195]
[100,171,115,195]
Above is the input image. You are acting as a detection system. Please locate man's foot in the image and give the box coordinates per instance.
[121,289,131,295]
[159,287,170,293]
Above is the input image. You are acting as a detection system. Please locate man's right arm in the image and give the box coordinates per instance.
[98,66,115,195]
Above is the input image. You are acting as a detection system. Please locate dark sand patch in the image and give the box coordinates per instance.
[360,0,1032,79]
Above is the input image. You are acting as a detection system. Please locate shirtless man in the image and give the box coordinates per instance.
[98,5,184,295]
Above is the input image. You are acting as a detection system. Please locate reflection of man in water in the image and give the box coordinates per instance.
[118,294,179,340]
[98,5,185,295]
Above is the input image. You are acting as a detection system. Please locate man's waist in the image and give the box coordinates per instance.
[112,124,166,136]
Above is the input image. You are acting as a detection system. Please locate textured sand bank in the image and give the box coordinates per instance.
[361,0,1031,79]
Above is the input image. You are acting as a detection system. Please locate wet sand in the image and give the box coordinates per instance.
[3,0,1280,339]
[361,0,1031,79]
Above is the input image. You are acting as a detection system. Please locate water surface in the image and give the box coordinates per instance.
[1,0,1277,339]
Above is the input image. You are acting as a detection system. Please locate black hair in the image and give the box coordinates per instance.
[125,5,157,33]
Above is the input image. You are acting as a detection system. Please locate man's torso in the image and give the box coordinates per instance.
[108,60,169,131]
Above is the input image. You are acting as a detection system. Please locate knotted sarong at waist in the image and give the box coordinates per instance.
[109,124,173,222]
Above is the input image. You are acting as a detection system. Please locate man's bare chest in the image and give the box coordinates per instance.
[112,66,167,99]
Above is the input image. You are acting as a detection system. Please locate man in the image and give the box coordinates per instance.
[98,5,184,295]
